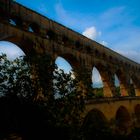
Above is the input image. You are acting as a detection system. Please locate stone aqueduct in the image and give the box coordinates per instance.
[1,0,140,133]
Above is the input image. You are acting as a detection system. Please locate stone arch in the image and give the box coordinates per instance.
[54,53,93,96]
[9,16,23,27]
[55,56,73,73]
[9,18,16,26]
[92,63,113,97]
[92,67,103,88]
[28,22,40,33]
[114,74,120,87]
[54,56,74,99]
[134,104,140,127]
[131,75,140,96]
[0,40,40,93]
[0,41,25,58]
[54,54,78,82]
[114,74,121,97]
[54,53,79,72]
[53,54,80,98]
[1,36,36,56]
[129,78,136,96]
[116,69,129,96]
[92,67,103,97]
[0,40,34,98]
[115,106,132,135]
[82,109,110,140]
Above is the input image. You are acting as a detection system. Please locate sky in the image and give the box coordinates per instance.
[0,0,140,87]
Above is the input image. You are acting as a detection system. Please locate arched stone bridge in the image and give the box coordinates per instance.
[1,0,140,134]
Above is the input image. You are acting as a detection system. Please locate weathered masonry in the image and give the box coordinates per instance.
[1,0,140,135]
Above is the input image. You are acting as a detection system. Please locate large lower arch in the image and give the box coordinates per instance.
[54,53,78,80]
[55,56,73,73]
[0,35,37,56]
[81,109,110,140]
[129,78,136,96]
[54,56,75,98]
[92,67,104,97]
[92,64,113,97]
[54,53,78,71]
[0,41,25,59]
[116,69,129,96]
[115,106,132,135]
[114,74,121,97]
[0,39,53,100]
[54,53,93,95]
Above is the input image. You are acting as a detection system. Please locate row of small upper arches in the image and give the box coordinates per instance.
[8,16,56,40]
[9,17,40,33]
[7,17,140,71]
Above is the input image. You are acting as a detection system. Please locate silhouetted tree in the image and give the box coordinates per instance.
[0,54,33,99]
[0,54,85,140]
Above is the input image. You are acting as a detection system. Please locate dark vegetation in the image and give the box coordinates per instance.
[0,54,85,140]
[0,54,140,140]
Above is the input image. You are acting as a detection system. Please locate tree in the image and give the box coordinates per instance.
[0,54,33,99]
[0,54,85,139]
[53,68,86,139]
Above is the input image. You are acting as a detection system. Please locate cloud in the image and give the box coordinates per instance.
[82,26,109,48]
[94,6,140,63]
[82,26,101,40]
[100,41,108,46]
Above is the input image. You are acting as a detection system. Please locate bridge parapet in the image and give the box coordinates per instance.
[85,96,140,105]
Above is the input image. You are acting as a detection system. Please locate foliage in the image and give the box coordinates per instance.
[53,68,85,139]
[0,54,33,99]
[115,86,121,97]
[129,84,135,96]
[0,54,85,139]
[93,88,104,98]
